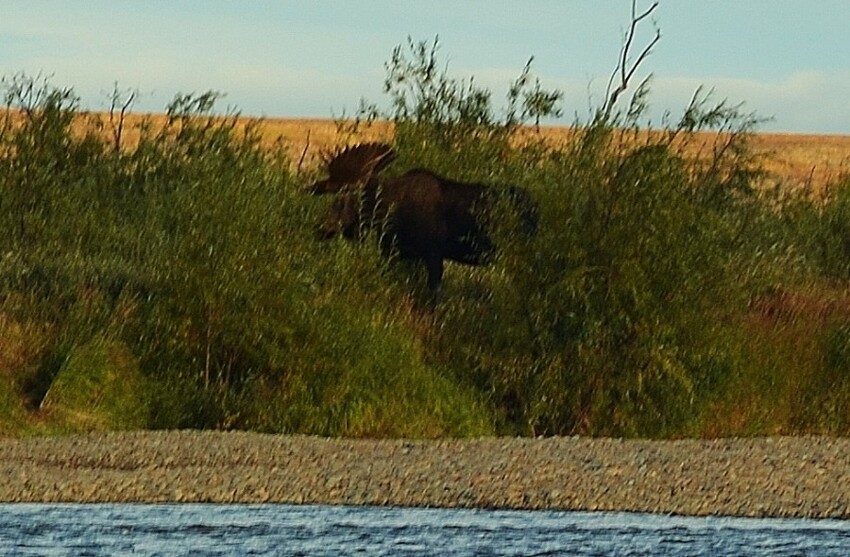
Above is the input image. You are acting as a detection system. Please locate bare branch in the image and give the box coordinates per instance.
[602,0,660,121]
[297,128,311,175]
[108,83,138,153]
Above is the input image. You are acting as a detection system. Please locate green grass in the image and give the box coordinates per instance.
[1,54,850,439]
[38,338,148,431]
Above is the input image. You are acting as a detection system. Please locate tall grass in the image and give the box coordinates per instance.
[1,41,850,438]
[0,74,491,437]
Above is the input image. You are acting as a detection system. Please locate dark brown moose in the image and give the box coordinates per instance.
[310,143,537,300]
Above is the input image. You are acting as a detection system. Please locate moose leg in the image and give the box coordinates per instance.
[424,254,444,304]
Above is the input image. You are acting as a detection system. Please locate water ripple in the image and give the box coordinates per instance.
[1,504,848,556]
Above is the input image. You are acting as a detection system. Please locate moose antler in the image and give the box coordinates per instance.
[309,142,397,194]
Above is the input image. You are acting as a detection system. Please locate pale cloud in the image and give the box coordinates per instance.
[648,71,850,134]
[536,71,850,134]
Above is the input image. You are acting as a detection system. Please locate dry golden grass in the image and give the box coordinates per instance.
[523,127,850,195]
[749,133,850,195]
[76,112,393,171]
[225,118,850,194]
[68,112,850,193]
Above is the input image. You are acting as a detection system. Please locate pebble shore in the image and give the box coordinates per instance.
[1,431,848,518]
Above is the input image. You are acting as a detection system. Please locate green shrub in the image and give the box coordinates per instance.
[788,178,850,279]
[793,323,850,433]
[361,52,763,436]
[242,292,493,438]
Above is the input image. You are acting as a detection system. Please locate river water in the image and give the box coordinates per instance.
[1,504,848,556]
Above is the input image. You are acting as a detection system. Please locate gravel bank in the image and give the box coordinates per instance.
[1,432,848,518]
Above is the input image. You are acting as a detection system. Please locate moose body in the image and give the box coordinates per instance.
[311,143,536,298]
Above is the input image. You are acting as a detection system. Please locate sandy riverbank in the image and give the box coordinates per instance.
[1,431,848,519]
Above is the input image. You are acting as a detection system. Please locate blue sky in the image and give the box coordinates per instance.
[1,1,848,133]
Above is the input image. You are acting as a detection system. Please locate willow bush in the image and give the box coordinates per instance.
[3,36,850,437]
[355,41,772,436]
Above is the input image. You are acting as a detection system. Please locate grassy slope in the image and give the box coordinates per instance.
[4,112,850,438]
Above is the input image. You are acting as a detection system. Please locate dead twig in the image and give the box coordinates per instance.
[602,0,660,120]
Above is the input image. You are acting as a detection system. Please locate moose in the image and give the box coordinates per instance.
[310,143,537,301]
